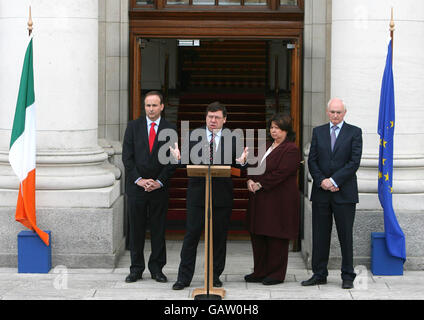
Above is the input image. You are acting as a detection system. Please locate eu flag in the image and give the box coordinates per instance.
[377,40,406,262]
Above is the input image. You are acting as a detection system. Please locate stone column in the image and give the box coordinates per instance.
[304,0,424,269]
[0,0,124,267]
[301,0,333,270]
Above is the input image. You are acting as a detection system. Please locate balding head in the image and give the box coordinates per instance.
[326,98,347,125]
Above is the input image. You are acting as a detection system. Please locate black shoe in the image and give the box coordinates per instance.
[342,280,354,289]
[172,281,189,290]
[244,273,265,283]
[151,272,168,283]
[125,273,142,283]
[301,276,327,286]
[213,278,223,288]
[262,277,284,286]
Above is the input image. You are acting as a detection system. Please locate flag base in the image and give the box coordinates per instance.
[18,230,51,273]
[371,232,403,275]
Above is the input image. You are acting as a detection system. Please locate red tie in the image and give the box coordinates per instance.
[149,122,156,153]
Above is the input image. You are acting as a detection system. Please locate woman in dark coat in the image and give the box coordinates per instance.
[245,113,300,285]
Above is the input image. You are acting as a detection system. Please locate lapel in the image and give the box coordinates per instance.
[190,126,208,163]
[215,127,231,164]
[332,122,348,154]
[321,124,332,155]
[140,117,149,151]
[216,130,223,160]
[150,118,166,155]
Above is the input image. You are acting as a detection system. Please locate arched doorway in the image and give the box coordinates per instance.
[128,1,304,244]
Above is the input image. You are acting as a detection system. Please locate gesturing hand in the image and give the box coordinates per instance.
[169,142,181,161]
[236,147,249,165]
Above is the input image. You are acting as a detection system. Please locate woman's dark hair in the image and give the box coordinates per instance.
[206,101,227,118]
[268,113,296,142]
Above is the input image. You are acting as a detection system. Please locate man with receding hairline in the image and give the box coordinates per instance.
[302,98,363,289]
[122,91,176,284]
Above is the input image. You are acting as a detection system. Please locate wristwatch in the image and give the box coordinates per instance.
[256,182,262,189]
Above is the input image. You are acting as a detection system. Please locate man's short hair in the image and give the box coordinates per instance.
[206,101,227,118]
[144,90,164,105]
[327,98,346,111]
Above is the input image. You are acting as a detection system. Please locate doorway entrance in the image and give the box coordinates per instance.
[129,8,304,244]
[131,37,302,242]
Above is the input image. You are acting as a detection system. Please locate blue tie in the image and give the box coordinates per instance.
[331,126,337,151]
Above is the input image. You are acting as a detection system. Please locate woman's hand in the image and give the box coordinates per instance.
[247,179,260,193]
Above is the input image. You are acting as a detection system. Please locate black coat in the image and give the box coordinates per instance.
[308,122,363,204]
[122,117,177,198]
[184,126,244,208]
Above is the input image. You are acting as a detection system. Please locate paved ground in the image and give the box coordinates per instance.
[0,240,423,300]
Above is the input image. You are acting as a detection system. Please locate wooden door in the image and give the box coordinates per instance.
[130,36,143,120]
[290,37,302,150]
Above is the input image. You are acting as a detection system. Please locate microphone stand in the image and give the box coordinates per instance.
[194,144,221,300]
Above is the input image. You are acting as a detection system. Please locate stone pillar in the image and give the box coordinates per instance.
[303,0,424,270]
[0,0,124,267]
[301,0,333,269]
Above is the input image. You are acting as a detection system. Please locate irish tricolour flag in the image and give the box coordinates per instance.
[9,37,49,246]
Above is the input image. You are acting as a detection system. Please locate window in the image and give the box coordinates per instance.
[280,0,297,5]
[165,0,267,5]
[134,0,299,8]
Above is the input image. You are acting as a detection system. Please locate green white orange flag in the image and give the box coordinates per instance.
[9,37,49,246]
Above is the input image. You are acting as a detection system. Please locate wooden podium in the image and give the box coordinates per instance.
[186,165,231,300]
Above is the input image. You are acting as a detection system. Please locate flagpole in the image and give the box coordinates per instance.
[28,6,33,36]
[390,8,394,65]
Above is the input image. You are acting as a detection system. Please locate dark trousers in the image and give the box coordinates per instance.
[311,201,356,281]
[250,233,289,281]
[127,195,168,275]
[177,205,231,285]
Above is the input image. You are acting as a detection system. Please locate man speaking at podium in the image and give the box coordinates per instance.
[170,102,248,290]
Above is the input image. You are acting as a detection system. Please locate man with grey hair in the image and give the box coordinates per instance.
[302,98,362,289]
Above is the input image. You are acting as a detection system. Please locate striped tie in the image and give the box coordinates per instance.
[209,133,214,164]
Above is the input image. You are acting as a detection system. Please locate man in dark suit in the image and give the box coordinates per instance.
[122,91,176,283]
[170,102,248,290]
[302,98,362,289]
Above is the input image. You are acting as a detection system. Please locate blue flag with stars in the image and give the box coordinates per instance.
[377,40,406,262]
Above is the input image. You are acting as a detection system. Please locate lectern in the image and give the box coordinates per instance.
[186,165,231,300]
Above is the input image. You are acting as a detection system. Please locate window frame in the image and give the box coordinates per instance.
[130,0,304,11]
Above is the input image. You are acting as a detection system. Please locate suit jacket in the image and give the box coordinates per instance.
[122,116,177,198]
[185,126,243,208]
[246,140,300,240]
[308,122,362,204]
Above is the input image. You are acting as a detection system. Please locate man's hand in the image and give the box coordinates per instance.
[169,142,181,161]
[321,178,339,192]
[136,178,150,189]
[236,147,249,165]
[137,179,161,192]
[144,179,161,192]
